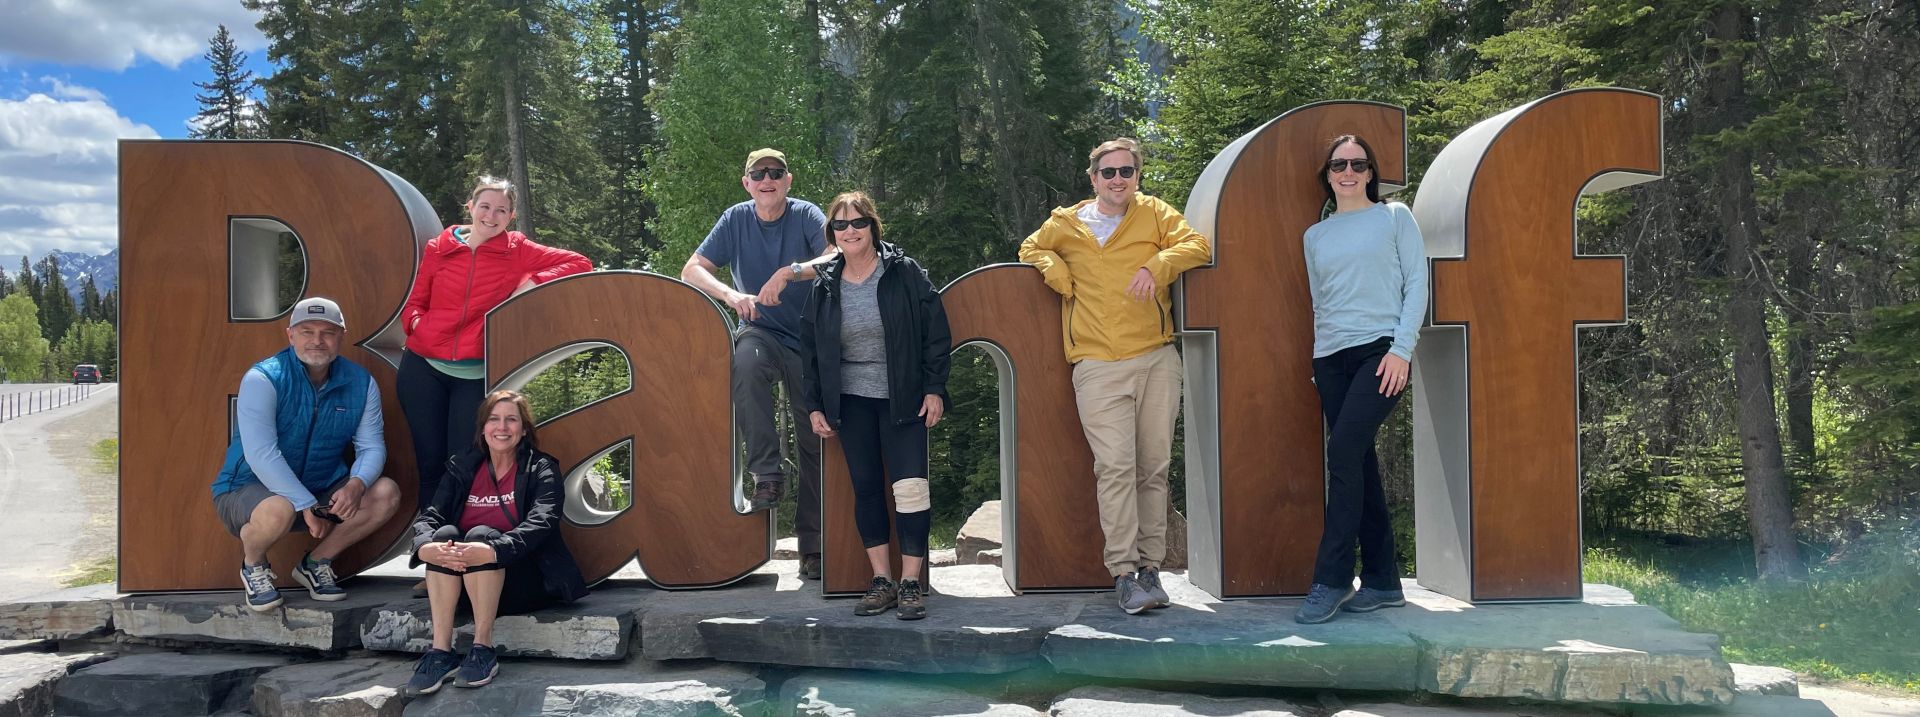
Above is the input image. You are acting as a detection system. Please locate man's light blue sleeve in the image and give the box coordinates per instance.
[348,378,386,487]
[237,370,319,510]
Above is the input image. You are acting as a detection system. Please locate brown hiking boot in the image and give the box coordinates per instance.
[749,480,782,511]
[896,578,927,620]
[799,553,823,581]
[854,576,897,616]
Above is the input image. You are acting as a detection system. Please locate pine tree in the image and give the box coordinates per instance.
[34,256,76,345]
[191,25,265,139]
[78,276,103,323]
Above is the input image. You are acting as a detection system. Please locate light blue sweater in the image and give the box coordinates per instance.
[1304,202,1428,360]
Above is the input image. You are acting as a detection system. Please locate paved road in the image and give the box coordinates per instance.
[0,384,115,602]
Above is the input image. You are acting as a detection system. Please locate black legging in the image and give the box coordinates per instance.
[1309,337,1404,590]
[398,351,485,512]
[836,394,931,558]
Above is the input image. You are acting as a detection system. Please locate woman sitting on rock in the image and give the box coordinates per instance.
[403,390,588,695]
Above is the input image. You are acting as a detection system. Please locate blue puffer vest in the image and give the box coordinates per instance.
[212,347,371,497]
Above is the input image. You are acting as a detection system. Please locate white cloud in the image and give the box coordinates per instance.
[0,1,265,70]
[0,93,158,257]
[41,77,106,103]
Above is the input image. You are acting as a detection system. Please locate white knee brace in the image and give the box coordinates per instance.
[892,477,931,513]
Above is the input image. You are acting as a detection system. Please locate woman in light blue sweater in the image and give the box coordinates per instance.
[1295,134,1428,624]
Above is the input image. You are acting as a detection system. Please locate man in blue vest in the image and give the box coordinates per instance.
[212,297,403,611]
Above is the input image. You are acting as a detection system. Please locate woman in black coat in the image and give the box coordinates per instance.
[402,389,588,696]
[801,190,952,620]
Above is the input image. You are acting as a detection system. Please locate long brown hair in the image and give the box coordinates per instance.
[473,389,538,451]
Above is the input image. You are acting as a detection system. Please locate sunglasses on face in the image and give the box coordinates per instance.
[748,167,788,181]
[1327,158,1372,173]
[829,217,874,232]
[1095,166,1137,180]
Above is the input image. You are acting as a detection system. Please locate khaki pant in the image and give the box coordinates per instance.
[1071,343,1182,577]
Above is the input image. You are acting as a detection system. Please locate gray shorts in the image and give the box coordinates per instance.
[213,478,351,537]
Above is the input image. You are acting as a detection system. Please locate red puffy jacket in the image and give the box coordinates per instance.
[402,227,593,361]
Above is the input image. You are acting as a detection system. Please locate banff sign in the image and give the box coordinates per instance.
[120,89,1662,603]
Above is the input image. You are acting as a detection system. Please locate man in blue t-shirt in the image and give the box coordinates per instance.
[681,148,836,579]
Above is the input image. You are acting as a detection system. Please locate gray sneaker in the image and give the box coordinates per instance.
[1343,587,1406,612]
[1136,566,1172,609]
[1115,574,1154,615]
[1295,583,1354,624]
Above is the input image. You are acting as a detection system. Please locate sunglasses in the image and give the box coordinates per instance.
[1095,166,1137,180]
[310,505,345,524]
[1327,158,1372,173]
[829,217,874,232]
[748,167,788,181]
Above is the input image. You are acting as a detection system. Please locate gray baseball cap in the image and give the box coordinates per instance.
[289,297,346,328]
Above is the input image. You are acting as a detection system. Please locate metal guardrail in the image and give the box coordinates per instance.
[0,384,100,422]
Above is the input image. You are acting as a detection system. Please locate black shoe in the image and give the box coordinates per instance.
[1343,587,1406,612]
[454,643,499,687]
[896,579,927,620]
[799,553,823,581]
[749,480,783,511]
[1295,583,1355,624]
[404,648,461,696]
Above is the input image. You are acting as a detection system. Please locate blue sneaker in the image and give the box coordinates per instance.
[455,643,499,687]
[292,554,347,602]
[240,562,281,612]
[1343,587,1406,612]
[1294,583,1354,624]
[404,648,461,696]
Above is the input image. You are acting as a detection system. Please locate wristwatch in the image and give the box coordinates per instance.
[789,262,806,277]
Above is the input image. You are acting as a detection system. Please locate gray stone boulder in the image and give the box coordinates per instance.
[0,584,116,640]
[1382,583,1737,706]
[251,656,417,717]
[1042,595,1419,691]
[1732,663,1800,696]
[955,500,1003,564]
[778,670,1041,716]
[113,578,416,651]
[53,651,294,716]
[1047,686,1305,716]
[360,590,642,661]
[401,658,765,717]
[0,651,110,717]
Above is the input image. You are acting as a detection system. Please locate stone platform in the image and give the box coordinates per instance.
[0,561,1786,716]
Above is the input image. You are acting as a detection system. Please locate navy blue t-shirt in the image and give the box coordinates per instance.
[695,198,829,351]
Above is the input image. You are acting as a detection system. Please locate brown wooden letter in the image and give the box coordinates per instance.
[486,271,768,587]
[1181,103,1409,597]
[1411,88,1662,601]
[119,140,430,591]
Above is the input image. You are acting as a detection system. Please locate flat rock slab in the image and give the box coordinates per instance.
[0,639,50,655]
[1333,704,1601,716]
[641,574,1081,673]
[360,590,642,661]
[0,584,118,640]
[113,578,416,652]
[1732,663,1799,696]
[1048,686,1305,716]
[402,658,765,717]
[778,670,1041,716]
[252,656,417,717]
[1042,596,1419,691]
[0,651,110,717]
[1384,583,1736,706]
[1627,694,1839,716]
[53,651,295,716]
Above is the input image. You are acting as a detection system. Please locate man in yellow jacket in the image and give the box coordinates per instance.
[1019,138,1211,615]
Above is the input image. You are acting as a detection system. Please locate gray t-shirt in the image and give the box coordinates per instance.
[839,261,889,399]
[695,198,828,351]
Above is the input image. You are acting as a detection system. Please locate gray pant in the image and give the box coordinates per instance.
[733,325,823,556]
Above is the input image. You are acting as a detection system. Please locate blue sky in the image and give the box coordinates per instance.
[0,0,269,261]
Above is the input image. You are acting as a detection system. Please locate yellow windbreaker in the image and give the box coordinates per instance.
[1018,193,1212,363]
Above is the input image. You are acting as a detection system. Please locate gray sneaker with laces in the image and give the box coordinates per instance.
[1136,566,1172,609]
[1116,574,1155,615]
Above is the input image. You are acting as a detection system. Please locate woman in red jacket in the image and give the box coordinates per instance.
[398,176,591,518]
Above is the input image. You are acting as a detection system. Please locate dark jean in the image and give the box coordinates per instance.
[732,326,823,555]
[1309,337,1404,591]
[398,351,486,513]
[836,394,931,558]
